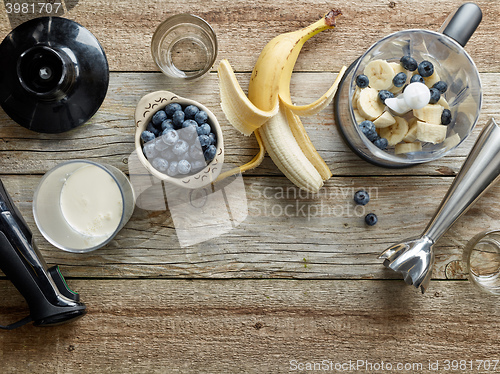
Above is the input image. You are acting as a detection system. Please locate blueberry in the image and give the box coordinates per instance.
[208,133,217,146]
[204,145,217,162]
[141,130,156,143]
[400,56,418,71]
[441,109,452,125]
[393,72,407,87]
[365,213,378,226]
[143,142,156,159]
[410,74,424,84]
[172,110,185,128]
[197,123,211,136]
[429,87,441,104]
[359,120,378,142]
[161,119,174,132]
[373,137,388,150]
[184,105,200,120]
[182,119,198,128]
[154,137,169,152]
[191,160,207,172]
[356,74,369,88]
[432,81,448,94]
[189,143,204,161]
[162,129,179,146]
[152,157,169,172]
[194,110,208,125]
[146,122,160,137]
[378,90,394,104]
[172,139,189,156]
[161,149,176,161]
[198,134,211,148]
[164,103,182,118]
[179,123,198,141]
[152,110,168,126]
[418,60,434,78]
[166,161,179,177]
[178,159,192,175]
[353,190,370,205]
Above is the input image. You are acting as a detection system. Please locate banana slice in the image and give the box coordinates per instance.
[443,133,461,150]
[352,87,361,109]
[380,116,409,146]
[424,70,440,88]
[416,121,447,144]
[373,110,396,128]
[395,141,422,154]
[357,87,385,120]
[437,96,450,110]
[413,104,443,125]
[403,117,418,142]
[388,62,408,94]
[353,109,365,124]
[364,59,394,90]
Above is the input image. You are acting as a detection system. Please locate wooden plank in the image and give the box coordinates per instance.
[1,0,498,73]
[0,279,498,373]
[0,72,498,177]
[1,173,496,280]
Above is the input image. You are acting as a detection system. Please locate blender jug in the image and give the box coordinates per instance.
[334,3,482,168]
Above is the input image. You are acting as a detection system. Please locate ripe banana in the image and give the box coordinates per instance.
[416,121,447,144]
[364,59,394,90]
[395,141,422,154]
[380,116,409,146]
[413,104,443,125]
[217,10,346,192]
[357,87,385,120]
[373,111,396,128]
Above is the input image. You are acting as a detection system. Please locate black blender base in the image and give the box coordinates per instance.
[333,61,417,170]
[0,17,109,133]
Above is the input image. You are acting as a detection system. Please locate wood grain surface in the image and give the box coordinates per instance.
[1,0,500,372]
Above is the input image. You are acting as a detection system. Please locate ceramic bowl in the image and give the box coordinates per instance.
[134,90,224,188]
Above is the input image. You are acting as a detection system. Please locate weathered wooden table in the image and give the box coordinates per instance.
[1,1,500,373]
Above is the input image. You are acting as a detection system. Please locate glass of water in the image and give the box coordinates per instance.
[463,230,500,295]
[151,14,217,80]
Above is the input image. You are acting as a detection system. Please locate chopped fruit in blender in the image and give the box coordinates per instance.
[364,59,394,90]
[417,60,434,77]
[356,74,369,88]
[413,104,443,125]
[400,56,418,71]
[378,90,394,104]
[353,190,370,205]
[395,142,422,154]
[380,116,408,146]
[393,72,407,87]
[403,118,418,142]
[357,87,385,120]
[441,109,452,125]
[432,81,448,94]
[365,213,378,226]
[424,70,440,88]
[373,111,396,128]
[373,137,389,150]
[141,130,156,143]
[410,74,424,84]
[429,88,441,104]
[416,121,447,144]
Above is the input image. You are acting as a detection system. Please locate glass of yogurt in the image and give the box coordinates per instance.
[33,160,136,253]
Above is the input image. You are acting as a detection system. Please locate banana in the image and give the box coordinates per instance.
[217,10,345,192]
[413,104,443,125]
[357,87,385,120]
[364,59,394,90]
[437,96,450,110]
[373,110,396,128]
[443,133,461,150]
[403,117,418,142]
[424,70,440,88]
[380,116,409,146]
[416,121,447,144]
[352,87,361,109]
[353,109,366,124]
[395,141,422,154]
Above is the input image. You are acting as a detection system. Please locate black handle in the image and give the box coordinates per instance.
[0,179,86,328]
[442,2,482,47]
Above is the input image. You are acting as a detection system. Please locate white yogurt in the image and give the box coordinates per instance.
[60,164,123,239]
